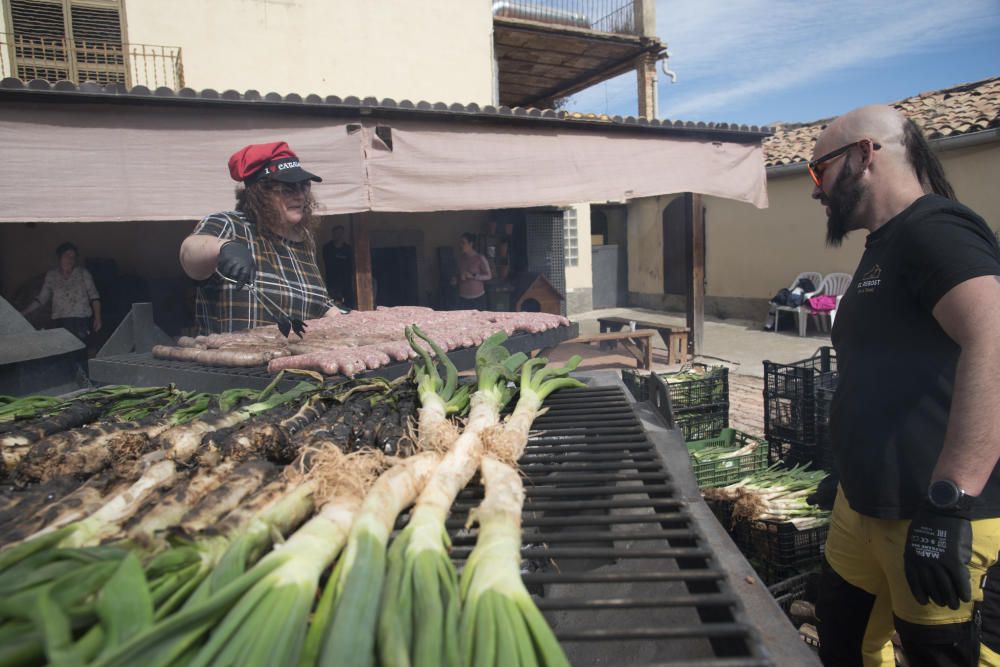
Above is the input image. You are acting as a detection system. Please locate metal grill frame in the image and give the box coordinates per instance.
[88,306,578,392]
[407,372,818,666]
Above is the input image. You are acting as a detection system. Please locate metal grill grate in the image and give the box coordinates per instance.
[406,386,771,666]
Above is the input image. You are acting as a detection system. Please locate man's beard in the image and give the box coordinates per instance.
[825,161,865,247]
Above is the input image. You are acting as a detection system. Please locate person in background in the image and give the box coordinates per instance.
[180,141,345,334]
[495,236,512,282]
[322,224,355,307]
[22,242,101,343]
[806,104,1000,666]
[451,232,492,310]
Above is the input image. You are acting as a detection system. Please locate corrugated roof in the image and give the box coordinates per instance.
[0,77,772,142]
[764,76,1000,167]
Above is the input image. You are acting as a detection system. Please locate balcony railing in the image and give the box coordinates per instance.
[0,33,184,89]
[492,0,638,36]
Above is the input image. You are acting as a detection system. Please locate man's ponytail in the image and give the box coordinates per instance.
[903,118,956,201]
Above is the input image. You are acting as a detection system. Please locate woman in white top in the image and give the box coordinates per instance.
[23,242,102,342]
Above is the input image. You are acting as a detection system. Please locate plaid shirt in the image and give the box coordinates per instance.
[192,211,335,334]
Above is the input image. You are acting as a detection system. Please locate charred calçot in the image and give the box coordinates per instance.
[0,331,588,667]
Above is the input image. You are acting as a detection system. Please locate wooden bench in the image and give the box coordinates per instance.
[535,330,654,370]
[597,316,690,365]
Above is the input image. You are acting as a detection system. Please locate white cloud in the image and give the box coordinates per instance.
[563,0,1000,121]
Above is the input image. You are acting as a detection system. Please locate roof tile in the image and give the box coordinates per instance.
[765,76,1000,166]
[0,77,772,139]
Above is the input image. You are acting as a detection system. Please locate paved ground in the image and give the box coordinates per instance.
[542,306,834,437]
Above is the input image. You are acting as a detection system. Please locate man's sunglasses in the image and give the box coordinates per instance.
[807,139,881,188]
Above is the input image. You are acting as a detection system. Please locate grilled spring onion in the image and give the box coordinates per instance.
[461,458,568,667]
[88,473,319,667]
[1,381,317,567]
[0,462,285,666]
[183,449,399,667]
[0,395,66,423]
[1,387,181,476]
[10,390,215,484]
[306,451,441,667]
[93,389,408,667]
[406,324,470,450]
[459,355,585,667]
[377,331,527,667]
[308,334,469,667]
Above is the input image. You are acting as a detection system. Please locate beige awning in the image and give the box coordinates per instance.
[0,100,767,223]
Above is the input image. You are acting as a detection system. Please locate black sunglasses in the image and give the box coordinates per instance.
[267,181,312,196]
[808,139,881,188]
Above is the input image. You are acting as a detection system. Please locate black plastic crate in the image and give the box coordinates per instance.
[621,367,649,402]
[622,366,729,409]
[675,405,729,441]
[767,571,816,613]
[813,384,836,472]
[706,499,826,586]
[667,367,729,410]
[750,518,829,573]
[767,437,829,471]
[763,347,838,444]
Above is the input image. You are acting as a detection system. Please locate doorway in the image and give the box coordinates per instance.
[662,197,704,295]
[371,246,419,306]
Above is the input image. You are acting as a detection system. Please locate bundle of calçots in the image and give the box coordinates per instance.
[701,463,831,529]
[0,328,583,666]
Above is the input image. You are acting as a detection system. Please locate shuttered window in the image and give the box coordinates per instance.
[6,0,125,84]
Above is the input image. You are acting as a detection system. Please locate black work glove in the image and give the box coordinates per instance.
[806,472,838,511]
[217,241,255,290]
[904,502,973,609]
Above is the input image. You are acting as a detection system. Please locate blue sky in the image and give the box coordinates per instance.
[562,0,1000,127]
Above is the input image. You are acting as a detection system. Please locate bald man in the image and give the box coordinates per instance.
[808,105,1000,666]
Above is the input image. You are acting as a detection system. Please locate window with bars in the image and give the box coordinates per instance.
[563,207,579,267]
[6,0,125,84]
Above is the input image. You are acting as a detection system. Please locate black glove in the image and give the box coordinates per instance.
[904,502,973,609]
[806,472,838,511]
[217,241,255,290]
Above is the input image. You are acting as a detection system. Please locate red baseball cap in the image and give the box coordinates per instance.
[227,141,322,186]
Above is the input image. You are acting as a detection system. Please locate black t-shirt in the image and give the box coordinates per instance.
[831,194,1000,520]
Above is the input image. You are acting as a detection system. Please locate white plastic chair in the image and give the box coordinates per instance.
[772,272,823,337]
[817,272,852,327]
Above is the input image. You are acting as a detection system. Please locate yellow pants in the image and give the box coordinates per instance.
[820,487,1000,666]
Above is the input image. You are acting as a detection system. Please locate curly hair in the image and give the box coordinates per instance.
[234,181,320,249]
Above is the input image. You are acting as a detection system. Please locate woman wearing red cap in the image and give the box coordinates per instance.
[179,141,344,334]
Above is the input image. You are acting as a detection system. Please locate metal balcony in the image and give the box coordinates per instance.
[492,0,664,109]
[1,33,184,89]
[492,0,638,36]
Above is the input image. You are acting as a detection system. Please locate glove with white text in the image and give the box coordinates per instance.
[903,502,973,610]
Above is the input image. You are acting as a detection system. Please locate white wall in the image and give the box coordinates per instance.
[123,0,495,105]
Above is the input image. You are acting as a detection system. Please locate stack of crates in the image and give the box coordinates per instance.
[622,365,730,440]
[763,347,838,472]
